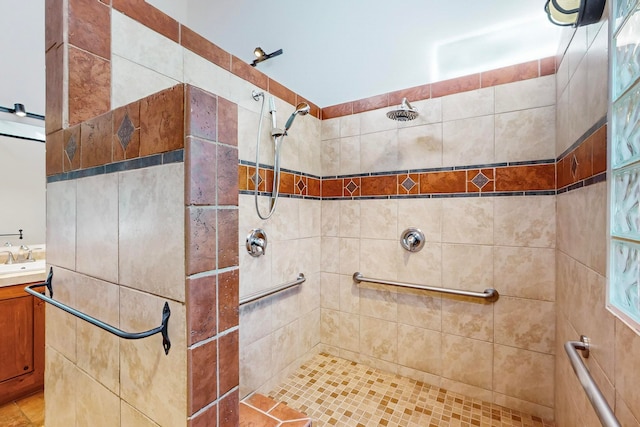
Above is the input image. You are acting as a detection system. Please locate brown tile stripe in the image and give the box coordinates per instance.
[321,57,556,120]
[238,163,554,198]
[557,124,607,190]
[240,393,312,427]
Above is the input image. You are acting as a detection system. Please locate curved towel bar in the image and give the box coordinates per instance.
[239,273,306,306]
[352,272,499,302]
[565,336,621,427]
[24,267,172,355]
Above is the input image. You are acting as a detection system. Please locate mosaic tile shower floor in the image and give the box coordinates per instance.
[267,353,555,427]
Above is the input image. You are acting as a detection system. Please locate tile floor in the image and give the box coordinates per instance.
[267,353,555,427]
[0,391,44,427]
[241,393,312,426]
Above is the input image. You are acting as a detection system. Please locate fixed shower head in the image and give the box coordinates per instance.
[284,102,311,132]
[387,98,419,121]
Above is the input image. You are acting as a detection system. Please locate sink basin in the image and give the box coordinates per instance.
[0,259,46,275]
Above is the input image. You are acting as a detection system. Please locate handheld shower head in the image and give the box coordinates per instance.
[284,102,311,132]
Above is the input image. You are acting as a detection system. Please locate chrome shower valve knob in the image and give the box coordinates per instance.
[400,228,425,252]
[246,229,268,257]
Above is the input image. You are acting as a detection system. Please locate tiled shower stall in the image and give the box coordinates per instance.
[41,0,640,426]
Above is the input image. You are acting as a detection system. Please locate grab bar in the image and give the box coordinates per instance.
[352,272,499,302]
[0,229,23,239]
[25,268,172,355]
[239,273,306,306]
[565,336,620,427]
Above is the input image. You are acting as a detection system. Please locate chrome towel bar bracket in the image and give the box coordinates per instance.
[352,272,499,302]
[25,268,172,355]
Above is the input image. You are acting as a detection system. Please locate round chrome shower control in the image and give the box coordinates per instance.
[400,228,425,252]
[246,229,268,257]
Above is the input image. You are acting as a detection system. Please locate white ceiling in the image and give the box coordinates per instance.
[0,1,563,124]
[150,0,563,107]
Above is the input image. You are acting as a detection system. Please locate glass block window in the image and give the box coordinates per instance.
[610,0,640,331]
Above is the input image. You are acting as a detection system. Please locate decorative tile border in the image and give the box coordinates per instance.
[322,58,556,120]
[240,393,311,427]
[556,119,607,192]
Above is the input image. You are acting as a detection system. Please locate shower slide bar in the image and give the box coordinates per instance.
[24,267,172,355]
[565,336,621,427]
[352,272,499,302]
[239,273,306,306]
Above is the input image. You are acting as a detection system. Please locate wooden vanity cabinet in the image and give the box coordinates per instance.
[0,282,44,405]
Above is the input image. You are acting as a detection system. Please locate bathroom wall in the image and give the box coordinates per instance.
[0,135,45,245]
[318,65,558,419]
[44,0,320,425]
[554,12,640,427]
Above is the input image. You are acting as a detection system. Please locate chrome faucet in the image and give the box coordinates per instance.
[2,251,15,264]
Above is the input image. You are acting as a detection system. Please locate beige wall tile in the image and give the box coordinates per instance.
[494,106,556,163]
[494,296,555,354]
[267,197,300,241]
[360,108,397,135]
[586,22,608,125]
[441,298,493,342]
[360,316,398,363]
[616,393,640,427]
[321,236,340,273]
[239,295,272,345]
[441,198,493,245]
[359,286,397,322]
[76,370,120,427]
[339,238,360,275]
[398,97,442,127]
[442,115,494,167]
[119,164,185,302]
[119,288,186,427]
[320,272,340,310]
[359,239,400,279]
[615,319,640,423]
[298,270,320,315]
[45,348,77,427]
[183,49,231,103]
[397,198,442,242]
[492,392,554,421]
[76,323,120,395]
[339,273,360,314]
[270,239,299,285]
[320,308,340,347]
[360,199,397,240]
[321,137,340,176]
[494,246,556,301]
[272,321,299,375]
[340,114,361,137]
[339,200,360,238]
[299,309,321,356]
[321,200,340,237]
[397,243,442,286]
[398,324,441,374]
[360,129,398,173]
[441,334,493,389]
[439,378,493,402]
[442,244,493,293]
[495,75,556,113]
[340,135,361,175]
[299,199,321,239]
[76,174,118,282]
[494,196,556,248]
[45,268,77,361]
[112,11,183,82]
[442,87,494,121]
[556,86,571,157]
[568,51,590,146]
[111,55,180,110]
[321,117,340,140]
[339,311,360,353]
[121,401,160,427]
[240,334,273,398]
[271,286,300,330]
[397,123,443,170]
[397,290,441,331]
[46,180,76,270]
[239,243,272,297]
[493,344,554,407]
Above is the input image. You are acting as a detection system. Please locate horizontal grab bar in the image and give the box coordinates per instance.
[239,273,306,306]
[352,272,499,302]
[565,336,620,427]
[25,267,172,355]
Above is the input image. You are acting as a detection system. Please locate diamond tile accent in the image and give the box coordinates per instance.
[471,172,489,189]
[65,135,77,161]
[251,172,263,187]
[297,178,306,192]
[117,113,135,150]
[570,155,579,178]
[401,177,416,192]
[345,180,358,194]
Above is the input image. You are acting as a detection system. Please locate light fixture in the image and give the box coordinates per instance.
[544,0,605,27]
[0,103,44,120]
[251,47,283,67]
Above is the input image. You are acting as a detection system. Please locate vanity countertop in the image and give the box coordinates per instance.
[0,260,47,288]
